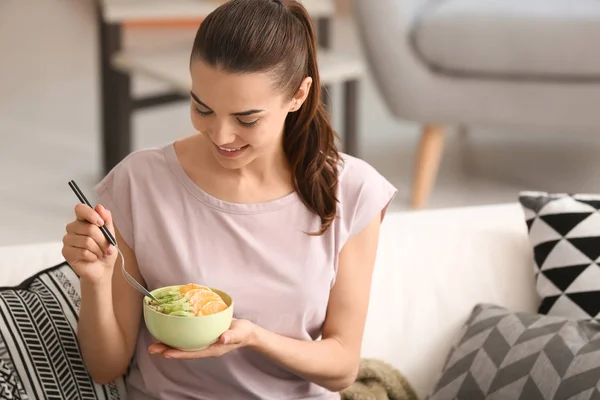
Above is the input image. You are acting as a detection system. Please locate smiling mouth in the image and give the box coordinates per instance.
[218,145,246,152]
[214,143,250,157]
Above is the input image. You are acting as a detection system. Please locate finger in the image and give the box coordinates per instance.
[66,221,112,253]
[162,344,226,359]
[219,331,232,345]
[61,244,100,264]
[148,343,170,355]
[95,204,115,234]
[63,233,104,259]
[219,325,245,345]
[74,203,105,226]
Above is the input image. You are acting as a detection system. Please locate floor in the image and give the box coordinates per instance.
[2,10,600,247]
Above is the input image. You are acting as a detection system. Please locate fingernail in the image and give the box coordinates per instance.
[149,351,156,355]
[107,245,114,255]
[97,218,105,226]
[222,335,229,344]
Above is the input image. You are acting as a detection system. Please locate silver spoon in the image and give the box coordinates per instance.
[68,180,158,302]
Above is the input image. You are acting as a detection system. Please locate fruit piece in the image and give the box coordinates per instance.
[154,287,180,299]
[184,289,202,301]
[156,294,180,304]
[192,293,222,315]
[192,301,203,316]
[201,300,228,316]
[179,283,210,296]
[189,289,221,305]
[183,287,215,301]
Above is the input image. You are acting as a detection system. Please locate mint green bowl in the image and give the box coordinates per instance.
[143,285,234,351]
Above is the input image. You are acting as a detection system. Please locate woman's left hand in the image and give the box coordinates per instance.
[148,318,256,359]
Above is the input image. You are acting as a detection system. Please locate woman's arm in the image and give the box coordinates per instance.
[247,213,382,392]
[78,225,144,384]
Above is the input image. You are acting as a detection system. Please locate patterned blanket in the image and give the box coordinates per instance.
[341,358,419,400]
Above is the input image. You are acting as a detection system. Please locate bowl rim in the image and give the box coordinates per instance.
[143,284,234,319]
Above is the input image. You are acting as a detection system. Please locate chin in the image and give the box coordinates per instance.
[215,158,249,170]
[212,148,254,170]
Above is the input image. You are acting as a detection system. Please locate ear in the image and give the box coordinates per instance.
[289,77,313,112]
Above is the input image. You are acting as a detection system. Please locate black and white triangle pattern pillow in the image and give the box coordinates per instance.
[519,191,600,323]
[0,261,127,400]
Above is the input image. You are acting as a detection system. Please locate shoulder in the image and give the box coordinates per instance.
[103,146,169,179]
[96,146,170,194]
[94,145,172,249]
[336,153,397,241]
[338,153,387,190]
[337,153,396,207]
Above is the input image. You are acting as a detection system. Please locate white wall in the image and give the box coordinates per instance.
[0,0,99,149]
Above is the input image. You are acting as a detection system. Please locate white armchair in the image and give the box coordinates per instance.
[351,0,600,208]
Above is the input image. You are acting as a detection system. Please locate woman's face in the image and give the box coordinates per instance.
[189,59,311,170]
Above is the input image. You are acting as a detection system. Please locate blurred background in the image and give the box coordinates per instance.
[2,0,600,246]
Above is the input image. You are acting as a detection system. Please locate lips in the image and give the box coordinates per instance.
[218,145,245,152]
[214,143,249,158]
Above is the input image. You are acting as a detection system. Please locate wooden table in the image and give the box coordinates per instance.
[97,0,357,174]
[101,0,335,22]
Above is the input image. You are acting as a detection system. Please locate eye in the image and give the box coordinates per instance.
[237,119,259,128]
[194,106,213,116]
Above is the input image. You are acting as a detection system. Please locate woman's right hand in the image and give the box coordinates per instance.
[62,203,118,285]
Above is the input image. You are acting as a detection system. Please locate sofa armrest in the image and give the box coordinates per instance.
[0,241,65,287]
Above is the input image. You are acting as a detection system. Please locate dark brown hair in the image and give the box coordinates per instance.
[191,0,341,235]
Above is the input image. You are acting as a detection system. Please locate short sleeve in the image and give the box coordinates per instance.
[338,156,398,242]
[95,157,136,251]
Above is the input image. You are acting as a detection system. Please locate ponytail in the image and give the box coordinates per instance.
[283,1,342,235]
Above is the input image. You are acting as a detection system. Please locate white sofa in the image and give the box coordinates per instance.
[0,203,540,398]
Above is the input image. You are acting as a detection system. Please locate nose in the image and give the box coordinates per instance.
[209,119,237,146]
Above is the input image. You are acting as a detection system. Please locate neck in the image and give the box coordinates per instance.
[237,143,290,184]
[202,134,292,187]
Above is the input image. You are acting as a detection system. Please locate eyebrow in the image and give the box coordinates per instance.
[190,91,264,116]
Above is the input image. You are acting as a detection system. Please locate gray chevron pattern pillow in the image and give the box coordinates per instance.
[428,304,600,399]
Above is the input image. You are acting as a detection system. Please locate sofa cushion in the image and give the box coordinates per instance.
[0,261,127,399]
[519,191,600,322]
[409,0,600,81]
[360,204,539,398]
[428,303,600,399]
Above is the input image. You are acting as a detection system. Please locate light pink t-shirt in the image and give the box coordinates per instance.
[95,142,397,400]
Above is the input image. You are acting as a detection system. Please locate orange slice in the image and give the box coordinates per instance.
[200,300,228,316]
[184,289,203,301]
[179,283,210,296]
[188,289,221,305]
[192,293,222,315]
[182,287,212,301]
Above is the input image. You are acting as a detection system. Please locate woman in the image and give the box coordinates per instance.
[61,0,396,398]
